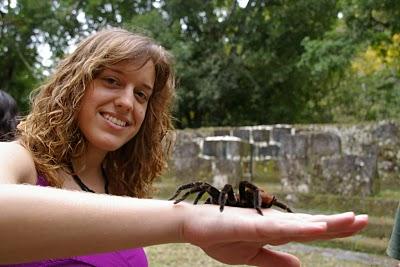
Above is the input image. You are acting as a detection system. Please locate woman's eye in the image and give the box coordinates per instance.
[103,77,119,86]
[135,91,148,101]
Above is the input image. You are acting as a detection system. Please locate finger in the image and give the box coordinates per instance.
[269,210,359,221]
[306,212,356,231]
[270,215,368,244]
[298,214,369,242]
[323,213,368,233]
[259,209,349,222]
[287,212,368,232]
[247,247,300,267]
[244,219,328,242]
[327,214,368,235]
[274,231,352,244]
[349,214,369,232]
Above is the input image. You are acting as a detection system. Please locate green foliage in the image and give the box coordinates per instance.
[144,0,340,127]
[299,0,400,123]
[2,0,400,125]
[1,0,47,112]
[0,0,152,112]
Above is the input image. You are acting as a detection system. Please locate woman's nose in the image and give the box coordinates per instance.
[114,86,135,112]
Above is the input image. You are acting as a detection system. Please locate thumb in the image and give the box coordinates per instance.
[247,247,301,267]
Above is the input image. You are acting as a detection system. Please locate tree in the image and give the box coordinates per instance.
[138,0,340,127]
[0,0,152,112]
[299,0,400,122]
[3,0,399,126]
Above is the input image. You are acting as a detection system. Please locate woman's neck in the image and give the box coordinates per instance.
[72,144,107,180]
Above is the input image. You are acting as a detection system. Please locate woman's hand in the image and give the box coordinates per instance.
[180,204,368,267]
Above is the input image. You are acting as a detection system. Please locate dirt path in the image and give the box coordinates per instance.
[279,243,398,266]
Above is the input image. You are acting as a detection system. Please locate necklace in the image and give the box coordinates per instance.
[69,163,109,194]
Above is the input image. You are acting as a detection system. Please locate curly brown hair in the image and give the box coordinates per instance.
[17,28,175,198]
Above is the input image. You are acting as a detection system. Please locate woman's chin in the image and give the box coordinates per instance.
[89,138,127,153]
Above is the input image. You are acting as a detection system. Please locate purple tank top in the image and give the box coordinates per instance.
[2,175,148,267]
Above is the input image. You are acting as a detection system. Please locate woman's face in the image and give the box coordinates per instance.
[78,60,155,152]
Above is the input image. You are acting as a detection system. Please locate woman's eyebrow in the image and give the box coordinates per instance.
[103,67,123,75]
[104,67,154,92]
[141,83,154,92]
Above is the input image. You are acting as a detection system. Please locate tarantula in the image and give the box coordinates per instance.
[169,180,293,215]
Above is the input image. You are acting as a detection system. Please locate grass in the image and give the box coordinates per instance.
[376,189,400,200]
[145,243,382,267]
[151,177,399,265]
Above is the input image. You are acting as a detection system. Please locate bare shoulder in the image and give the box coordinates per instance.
[0,141,37,184]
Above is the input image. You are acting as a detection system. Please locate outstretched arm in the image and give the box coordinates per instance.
[0,142,368,266]
[0,183,367,266]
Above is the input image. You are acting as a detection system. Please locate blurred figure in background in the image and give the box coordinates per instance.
[387,205,400,266]
[0,90,18,141]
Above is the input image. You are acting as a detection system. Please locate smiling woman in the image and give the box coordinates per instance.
[0,28,368,267]
[17,29,174,197]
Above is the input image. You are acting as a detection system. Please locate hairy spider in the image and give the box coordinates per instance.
[169,180,293,215]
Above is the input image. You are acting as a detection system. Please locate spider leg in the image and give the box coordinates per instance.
[173,186,205,204]
[201,183,222,205]
[239,180,258,191]
[272,198,294,213]
[239,181,263,215]
[174,182,208,204]
[219,184,237,212]
[204,197,212,204]
[238,181,247,206]
[168,182,203,200]
[193,191,206,204]
[238,181,257,205]
[252,189,263,216]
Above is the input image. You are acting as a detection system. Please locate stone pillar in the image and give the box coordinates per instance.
[169,131,211,182]
[201,136,252,187]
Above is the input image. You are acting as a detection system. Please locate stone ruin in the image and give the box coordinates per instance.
[167,121,400,196]
[168,129,252,187]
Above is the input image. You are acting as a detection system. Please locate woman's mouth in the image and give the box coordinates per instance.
[101,113,128,127]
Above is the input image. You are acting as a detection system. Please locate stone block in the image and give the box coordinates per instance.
[202,136,251,160]
[232,128,250,142]
[169,156,212,182]
[308,132,341,157]
[271,125,292,142]
[372,121,399,144]
[280,134,308,158]
[257,144,280,158]
[173,140,200,159]
[279,157,311,193]
[170,132,211,182]
[213,129,231,136]
[312,155,378,197]
[212,159,244,188]
[252,128,271,142]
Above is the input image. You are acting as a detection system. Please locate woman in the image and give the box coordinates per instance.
[0,28,368,267]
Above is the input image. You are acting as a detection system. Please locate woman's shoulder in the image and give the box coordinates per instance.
[0,141,37,184]
[0,140,32,157]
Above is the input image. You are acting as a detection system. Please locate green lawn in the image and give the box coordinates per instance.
[149,177,398,266]
[145,243,378,267]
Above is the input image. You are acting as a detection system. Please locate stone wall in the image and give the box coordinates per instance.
[168,121,400,196]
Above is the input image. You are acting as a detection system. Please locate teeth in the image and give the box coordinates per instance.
[103,114,127,127]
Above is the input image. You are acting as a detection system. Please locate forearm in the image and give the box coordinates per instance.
[0,184,369,266]
[0,184,185,264]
